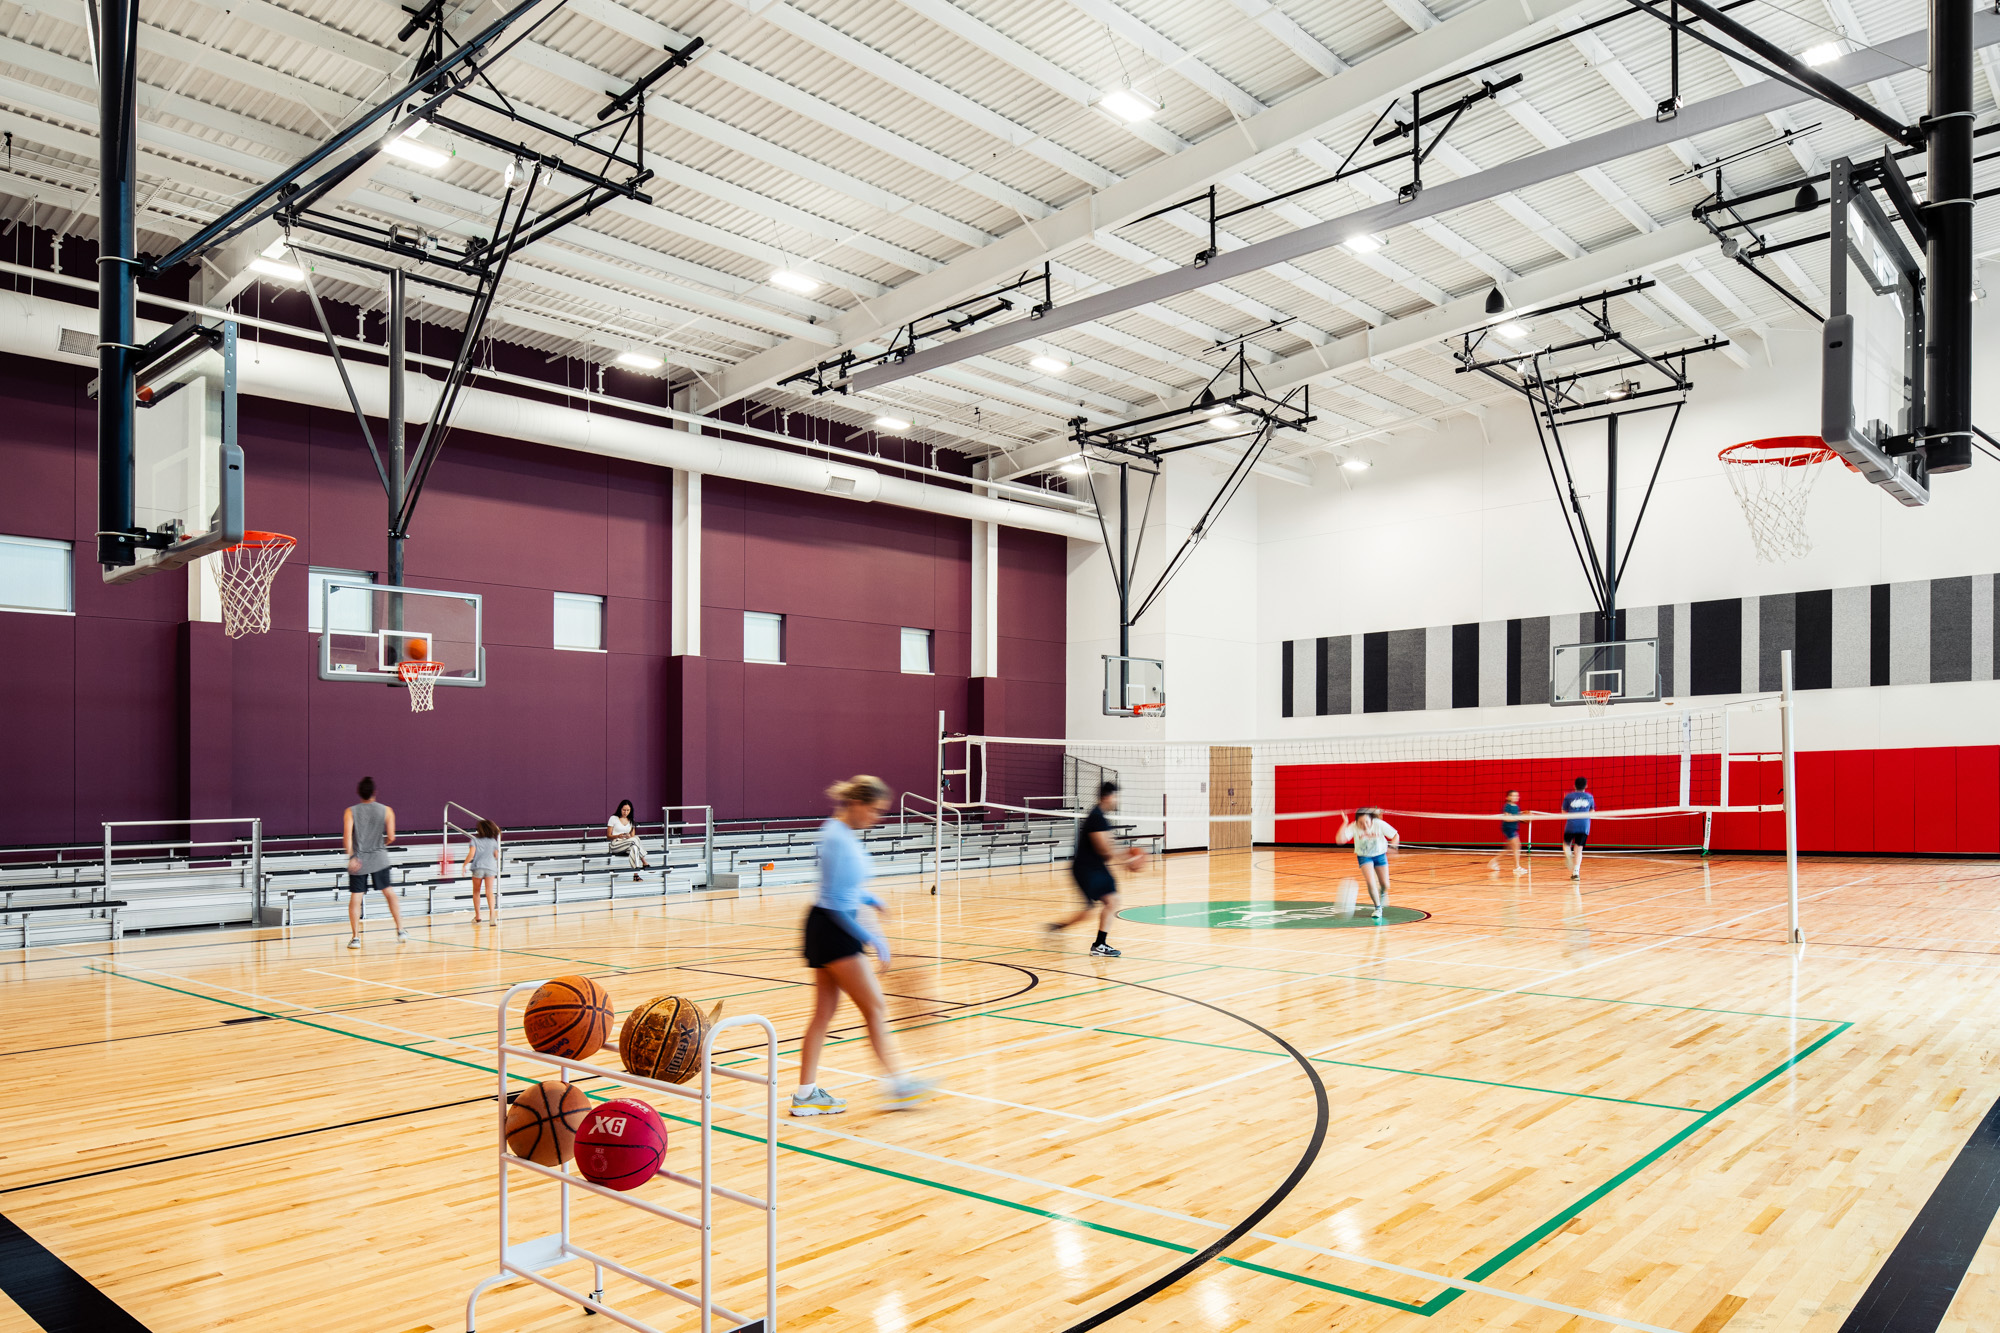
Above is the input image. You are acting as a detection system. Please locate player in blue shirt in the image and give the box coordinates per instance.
[1561,777,1595,882]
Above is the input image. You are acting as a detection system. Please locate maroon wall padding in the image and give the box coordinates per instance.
[0,353,1067,842]
[1276,746,2000,855]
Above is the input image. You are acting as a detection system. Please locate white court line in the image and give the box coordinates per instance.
[813,1064,1097,1121]
[1097,876,1870,1124]
[302,968,494,1008]
[62,950,499,1056]
[704,1093,1683,1333]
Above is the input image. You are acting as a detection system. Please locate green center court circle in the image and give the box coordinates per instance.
[1118,901,1431,929]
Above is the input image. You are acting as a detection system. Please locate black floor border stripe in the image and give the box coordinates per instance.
[1838,1090,2000,1331]
[0,1213,154,1332]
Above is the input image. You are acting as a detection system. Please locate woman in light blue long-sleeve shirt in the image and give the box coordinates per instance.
[791,775,935,1117]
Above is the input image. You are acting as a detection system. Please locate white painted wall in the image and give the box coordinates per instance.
[1065,299,2000,760]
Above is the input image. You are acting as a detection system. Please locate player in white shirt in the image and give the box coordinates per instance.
[1335,808,1400,919]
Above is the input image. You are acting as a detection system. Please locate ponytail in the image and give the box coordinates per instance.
[826,774,891,806]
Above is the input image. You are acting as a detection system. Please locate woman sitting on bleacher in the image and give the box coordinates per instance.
[607,799,650,882]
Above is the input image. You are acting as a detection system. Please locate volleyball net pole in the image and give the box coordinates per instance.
[1781,649,1803,945]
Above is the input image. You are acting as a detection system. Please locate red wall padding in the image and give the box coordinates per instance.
[1276,746,2000,855]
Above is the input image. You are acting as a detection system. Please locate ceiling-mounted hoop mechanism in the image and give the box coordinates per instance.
[1071,349,1313,658]
[1451,283,1730,635]
[779,264,1054,395]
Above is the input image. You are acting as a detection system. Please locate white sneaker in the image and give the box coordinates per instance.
[1514,867,1529,876]
[1570,871,1580,881]
[347,936,361,949]
[1487,859,1499,871]
[789,1086,848,1117]
[396,930,409,941]
[884,1077,935,1110]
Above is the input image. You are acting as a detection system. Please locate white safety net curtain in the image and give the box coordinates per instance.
[955,706,1782,853]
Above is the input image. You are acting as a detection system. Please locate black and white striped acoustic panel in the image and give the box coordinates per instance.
[1280,575,1999,716]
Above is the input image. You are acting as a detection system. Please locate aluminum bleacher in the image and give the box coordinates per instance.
[0,805,1160,946]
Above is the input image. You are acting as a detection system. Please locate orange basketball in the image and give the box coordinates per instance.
[619,995,719,1084]
[406,638,429,661]
[523,975,613,1060]
[504,1080,590,1165]
[1126,847,1150,874]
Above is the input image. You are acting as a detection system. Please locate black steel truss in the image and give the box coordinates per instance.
[1451,287,1729,621]
[780,266,1054,395]
[1069,347,1314,460]
[1074,351,1311,648]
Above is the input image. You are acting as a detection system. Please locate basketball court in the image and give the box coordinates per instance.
[4,0,2000,1327]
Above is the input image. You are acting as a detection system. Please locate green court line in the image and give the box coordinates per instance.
[1415,1019,1853,1316]
[81,956,1854,1322]
[986,1012,1705,1115]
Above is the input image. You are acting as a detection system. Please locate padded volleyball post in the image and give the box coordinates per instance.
[1781,650,1802,944]
[466,981,779,1333]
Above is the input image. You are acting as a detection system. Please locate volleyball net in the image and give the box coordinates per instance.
[941,701,1789,855]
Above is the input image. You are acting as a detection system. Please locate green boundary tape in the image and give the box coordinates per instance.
[76,952,1850,1318]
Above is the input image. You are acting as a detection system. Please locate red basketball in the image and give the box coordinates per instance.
[574,1097,667,1191]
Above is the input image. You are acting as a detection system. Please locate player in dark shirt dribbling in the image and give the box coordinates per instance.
[1047,782,1142,958]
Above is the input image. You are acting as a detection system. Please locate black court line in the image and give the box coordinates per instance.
[1032,964,1330,1333]
[0,1213,154,1332]
[1837,1090,2000,1332]
[0,1094,495,1197]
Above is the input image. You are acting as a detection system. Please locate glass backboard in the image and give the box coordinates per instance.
[106,320,243,583]
[320,582,485,687]
[1102,654,1165,717]
[1822,156,1930,506]
[1551,638,1659,706]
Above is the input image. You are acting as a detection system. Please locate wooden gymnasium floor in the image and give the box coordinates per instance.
[5,845,2000,1333]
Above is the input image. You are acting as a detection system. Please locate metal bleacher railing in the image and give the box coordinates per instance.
[0,798,1153,948]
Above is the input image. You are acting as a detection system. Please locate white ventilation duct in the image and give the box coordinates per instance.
[0,289,1095,542]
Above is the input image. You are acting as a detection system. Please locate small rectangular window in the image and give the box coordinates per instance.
[744,611,785,664]
[308,567,375,633]
[554,592,606,651]
[0,534,72,614]
[900,626,933,674]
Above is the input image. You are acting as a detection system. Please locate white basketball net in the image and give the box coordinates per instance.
[398,660,443,712]
[1583,690,1613,717]
[1721,440,1837,564]
[215,532,296,638]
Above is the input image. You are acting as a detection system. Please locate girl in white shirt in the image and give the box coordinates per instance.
[1336,808,1400,920]
[607,799,649,881]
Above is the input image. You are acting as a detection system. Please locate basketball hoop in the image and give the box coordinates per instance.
[1582,689,1614,717]
[398,659,443,713]
[1131,701,1165,718]
[1720,437,1848,564]
[214,531,296,638]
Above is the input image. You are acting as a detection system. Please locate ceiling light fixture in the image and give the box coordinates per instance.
[1029,354,1071,375]
[248,256,304,283]
[616,351,664,370]
[1344,234,1385,254]
[1060,461,1089,476]
[874,415,912,431]
[1495,321,1529,340]
[1098,88,1160,123]
[382,119,449,170]
[1204,403,1235,416]
[1605,380,1639,400]
[1341,458,1371,471]
[770,269,821,294]
[1212,415,1248,431]
[1800,41,1842,66]
[1484,287,1506,315]
[261,237,290,259]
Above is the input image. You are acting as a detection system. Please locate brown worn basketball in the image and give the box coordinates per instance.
[523,975,613,1060]
[504,1079,591,1165]
[618,995,722,1084]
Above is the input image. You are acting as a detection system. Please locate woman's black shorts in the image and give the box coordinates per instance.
[803,905,867,968]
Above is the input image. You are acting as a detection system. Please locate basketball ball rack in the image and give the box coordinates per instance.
[467,981,779,1333]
